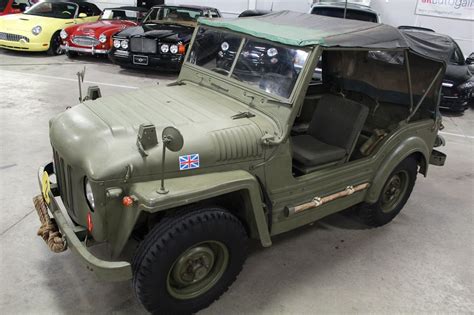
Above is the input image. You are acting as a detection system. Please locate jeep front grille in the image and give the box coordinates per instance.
[72,36,99,47]
[53,150,75,215]
[0,32,30,42]
[130,37,156,53]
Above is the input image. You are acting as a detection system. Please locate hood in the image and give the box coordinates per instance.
[71,19,136,36]
[0,13,66,32]
[115,23,195,43]
[445,64,473,86]
[50,83,270,181]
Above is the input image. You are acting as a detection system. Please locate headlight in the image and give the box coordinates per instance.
[60,29,68,40]
[170,44,178,54]
[221,42,229,52]
[120,40,128,49]
[32,25,42,36]
[267,48,278,57]
[84,178,95,210]
[113,39,121,48]
[160,44,169,53]
[98,33,107,43]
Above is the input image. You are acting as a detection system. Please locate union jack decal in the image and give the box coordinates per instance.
[179,154,200,171]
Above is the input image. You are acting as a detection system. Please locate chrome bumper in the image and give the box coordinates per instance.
[61,44,109,55]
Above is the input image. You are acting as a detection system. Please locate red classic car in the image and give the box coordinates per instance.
[0,0,27,16]
[60,6,147,57]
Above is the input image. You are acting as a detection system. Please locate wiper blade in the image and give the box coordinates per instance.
[232,111,256,120]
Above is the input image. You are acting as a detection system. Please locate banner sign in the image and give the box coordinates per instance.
[416,0,474,21]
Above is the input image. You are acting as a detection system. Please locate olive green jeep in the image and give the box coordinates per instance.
[34,11,447,314]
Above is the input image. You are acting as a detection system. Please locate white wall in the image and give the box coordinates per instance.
[90,0,136,10]
[371,0,473,56]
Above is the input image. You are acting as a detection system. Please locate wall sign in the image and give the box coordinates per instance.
[416,0,474,21]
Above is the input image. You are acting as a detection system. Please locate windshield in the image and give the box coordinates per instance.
[101,9,142,21]
[0,0,8,12]
[311,7,378,22]
[143,6,203,24]
[187,26,310,99]
[25,1,77,19]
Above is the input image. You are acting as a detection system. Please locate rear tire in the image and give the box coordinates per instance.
[360,157,417,227]
[132,207,248,314]
[47,31,63,56]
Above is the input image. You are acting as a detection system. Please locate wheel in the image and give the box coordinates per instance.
[47,32,63,56]
[132,207,248,314]
[360,157,417,227]
[66,51,78,58]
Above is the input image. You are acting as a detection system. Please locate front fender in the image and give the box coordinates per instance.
[366,135,430,204]
[131,170,271,246]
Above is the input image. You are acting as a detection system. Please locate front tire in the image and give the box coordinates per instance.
[360,157,417,227]
[132,207,248,314]
[47,31,63,56]
[66,51,78,58]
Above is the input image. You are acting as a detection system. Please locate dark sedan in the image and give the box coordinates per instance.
[109,5,220,71]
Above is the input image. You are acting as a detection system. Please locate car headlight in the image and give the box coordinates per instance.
[113,39,121,48]
[84,178,95,210]
[170,44,178,54]
[32,25,42,36]
[221,42,229,52]
[160,44,169,53]
[99,33,107,43]
[60,29,68,40]
[267,48,278,57]
[120,40,128,49]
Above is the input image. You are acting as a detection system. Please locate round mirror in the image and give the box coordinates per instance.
[162,126,184,152]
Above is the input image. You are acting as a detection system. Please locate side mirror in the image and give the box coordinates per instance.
[78,13,87,18]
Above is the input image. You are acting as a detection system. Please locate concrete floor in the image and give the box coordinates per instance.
[0,50,473,314]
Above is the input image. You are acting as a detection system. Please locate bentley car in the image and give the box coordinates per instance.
[60,6,148,58]
[0,0,101,55]
[109,5,221,71]
[400,27,473,112]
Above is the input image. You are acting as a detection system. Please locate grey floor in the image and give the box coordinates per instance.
[0,50,473,314]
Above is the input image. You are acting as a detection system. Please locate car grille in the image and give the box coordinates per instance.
[72,36,99,47]
[0,32,29,42]
[53,149,75,216]
[130,37,156,53]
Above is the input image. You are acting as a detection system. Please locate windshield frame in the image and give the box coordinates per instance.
[184,25,313,103]
[99,9,142,21]
[24,1,79,19]
[141,6,203,25]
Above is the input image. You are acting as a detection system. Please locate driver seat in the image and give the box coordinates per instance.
[292,94,368,173]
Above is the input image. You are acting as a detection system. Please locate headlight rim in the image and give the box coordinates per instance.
[31,25,42,36]
[160,43,169,53]
[98,33,107,44]
[120,39,128,50]
[60,29,68,40]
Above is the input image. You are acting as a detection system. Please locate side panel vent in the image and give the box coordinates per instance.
[211,125,263,162]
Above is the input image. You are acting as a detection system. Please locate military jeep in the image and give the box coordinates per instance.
[34,11,447,314]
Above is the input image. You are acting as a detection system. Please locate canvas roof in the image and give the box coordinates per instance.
[199,11,448,62]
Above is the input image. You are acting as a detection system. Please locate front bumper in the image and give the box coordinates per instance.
[61,44,109,55]
[0,38,49,51]
[109,49,184,71]
[35,162,132,281]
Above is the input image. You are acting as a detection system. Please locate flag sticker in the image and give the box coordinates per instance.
[179,154,200,171]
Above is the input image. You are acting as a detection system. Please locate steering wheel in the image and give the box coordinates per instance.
[62,11,72,16]
[211,68,242,81]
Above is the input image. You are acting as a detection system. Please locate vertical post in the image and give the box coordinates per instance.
[344,0,348,19]
[158,138,169,194]
[404,50,414,113]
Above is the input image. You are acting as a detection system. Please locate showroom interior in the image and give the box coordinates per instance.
[0,0,472,314]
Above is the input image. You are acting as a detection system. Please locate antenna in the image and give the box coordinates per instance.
[270,2,274,11]
[76,66,86,102]
[157,126,184,194]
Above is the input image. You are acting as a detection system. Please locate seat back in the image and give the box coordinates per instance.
[307,94,369,155]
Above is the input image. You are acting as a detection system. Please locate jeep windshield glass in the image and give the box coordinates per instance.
[25,1,78,19]
[187,26,310,99]
[143,6,203,24]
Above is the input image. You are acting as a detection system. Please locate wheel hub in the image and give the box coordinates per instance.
[172,246,215,285]
[381,171,408,213]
